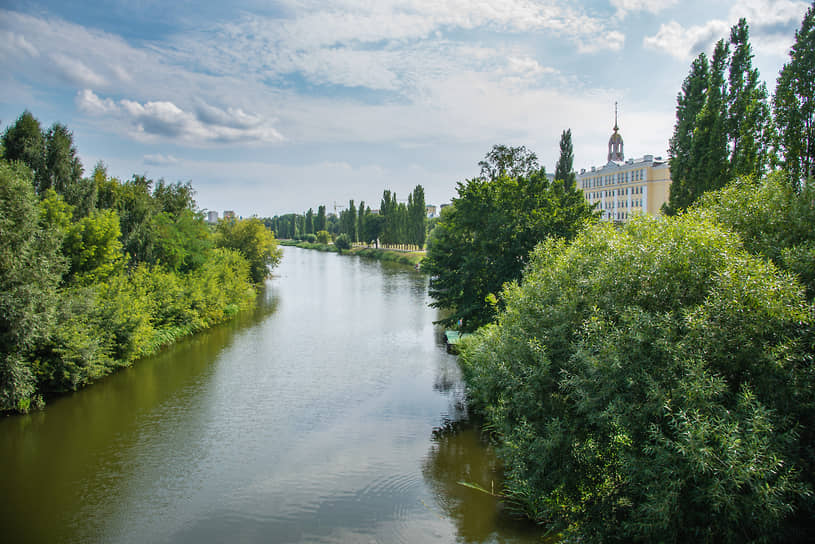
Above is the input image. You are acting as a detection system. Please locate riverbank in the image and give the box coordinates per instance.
[280,240,426,268]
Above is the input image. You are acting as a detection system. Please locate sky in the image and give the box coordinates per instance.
[1,0,810,217]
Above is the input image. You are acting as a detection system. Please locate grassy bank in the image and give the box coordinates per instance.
[280,240,425,268]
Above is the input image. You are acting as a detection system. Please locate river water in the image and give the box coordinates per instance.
[1,246,543,543]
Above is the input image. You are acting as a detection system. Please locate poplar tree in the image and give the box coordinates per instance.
[666,52,709,215]
[554,129,576,188]
[774,1,815,188]
[305,208,314,234]
[315,205,326,232]
[727,18,772,179]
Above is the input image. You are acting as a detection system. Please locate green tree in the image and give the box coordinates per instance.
[0,161,65,412]
[666,52,710,214]
[727,18,773,179]
[687,39,730,206]
[357,201,367,244]
[305,208,314,235]
[316,205,327,232]
[694,172,815,299]
[1,111,44,180]
[216,217,282,283]
[315,230,331,244]
[460,213,815,542]
[424,147,596,330]
[478,144,539,180]
[554,128,576,188]
[63,209,124,285]
[153,180,195,217]
[362,213,384,247]
[334,233,351,252]
[774,2,815,187]
[408,185,426,248]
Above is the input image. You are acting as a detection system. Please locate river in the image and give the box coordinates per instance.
[0,246,543,543]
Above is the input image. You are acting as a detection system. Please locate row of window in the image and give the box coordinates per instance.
[581,168,647,189]
[585,185,645,200]
[596,198,644,209]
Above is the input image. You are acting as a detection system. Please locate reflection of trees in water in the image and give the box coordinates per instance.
[422,421,543,543]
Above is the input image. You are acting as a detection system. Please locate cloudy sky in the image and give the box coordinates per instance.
[1,0,809,216]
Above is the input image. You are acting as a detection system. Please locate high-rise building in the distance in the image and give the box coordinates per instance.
[577,104,672,222]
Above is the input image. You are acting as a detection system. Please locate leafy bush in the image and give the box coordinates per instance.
[316,230,331,244]
[460,214,815,542]
[333,233,351,252]
[694,172,815,299]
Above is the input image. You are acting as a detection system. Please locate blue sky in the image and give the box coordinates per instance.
[1,0,809,216]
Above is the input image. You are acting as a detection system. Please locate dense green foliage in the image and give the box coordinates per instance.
[774,2,815,187]
[694,172,815,298]
[459,207,815,542]
[423,145,596,331]
[215,216,282,283]
[1,112,276,413]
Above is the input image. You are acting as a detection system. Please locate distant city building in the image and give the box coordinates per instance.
[223,210,236,220]
[207,210,218,224]
[426,204,437,218]
[577,105,672,222]
[439,203,452,213]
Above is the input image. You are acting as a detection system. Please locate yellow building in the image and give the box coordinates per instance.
[577,113,671,222]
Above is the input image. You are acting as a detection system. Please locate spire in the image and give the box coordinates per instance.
[607,101,624,162]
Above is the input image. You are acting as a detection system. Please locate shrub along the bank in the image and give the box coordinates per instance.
[459,211,815,542]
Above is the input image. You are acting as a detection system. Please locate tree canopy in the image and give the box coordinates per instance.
[424,145,596,330]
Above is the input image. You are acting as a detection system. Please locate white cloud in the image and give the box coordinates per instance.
[143,153,179,165]
[611,0,679,17]
[0,29,39,57]
[644,20,730,60]
[77,90,284,145]
[644,0,809,60]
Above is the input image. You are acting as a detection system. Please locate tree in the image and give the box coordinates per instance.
[727,18,773,179]
[315,205,327,232]
[554,128,576,188]
[774,2,815,188]
[215,217,282,283]
[424,147,596,330]
[408,185,426,248]
[363,214,385,247]
[334,233,351,252]
[0,161,65,412]
[153,179,195,217]
[666,52,710,215]
[305,208,314,235]
[687,39,730,208]
[1,111,44,180]
[478,144,539,180]
[460,212,815,542]
[63,209,124,285]
[357,201,367,244]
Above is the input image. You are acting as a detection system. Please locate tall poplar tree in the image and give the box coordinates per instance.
[554,129,576,188]
[666,52,710,215]
[727,18,772,179]
[315,205,326,232]
[774,1,815,188]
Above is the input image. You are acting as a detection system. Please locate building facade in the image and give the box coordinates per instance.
[577,111,672,222]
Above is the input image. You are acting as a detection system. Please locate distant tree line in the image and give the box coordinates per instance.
[1,111,281,414]
[265,184,428,249]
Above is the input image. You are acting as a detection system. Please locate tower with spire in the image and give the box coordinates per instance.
[607,101,624,163]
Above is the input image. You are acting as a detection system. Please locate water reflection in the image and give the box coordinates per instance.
[422,418,544,544]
